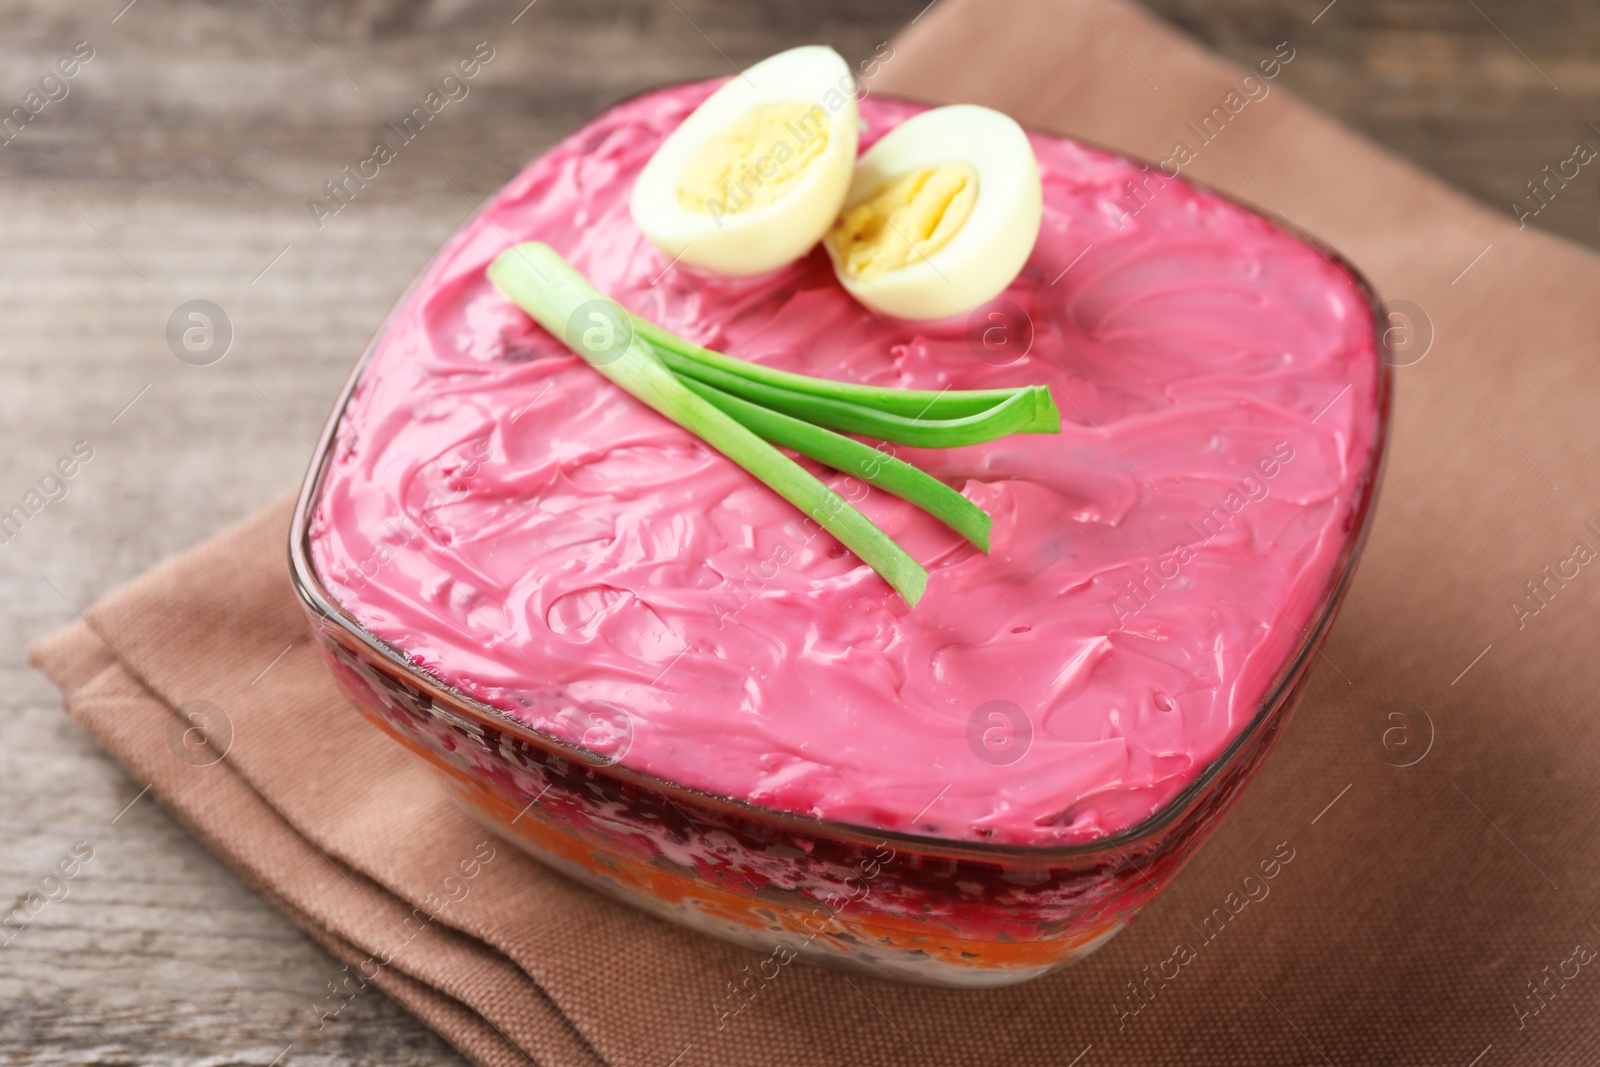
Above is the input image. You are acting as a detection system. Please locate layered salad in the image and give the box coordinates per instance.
[309,48,1381,848]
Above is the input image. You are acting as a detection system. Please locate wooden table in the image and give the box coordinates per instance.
[1,1,1593,1062]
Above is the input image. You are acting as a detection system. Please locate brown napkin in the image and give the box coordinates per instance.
[32,0,1600,1063]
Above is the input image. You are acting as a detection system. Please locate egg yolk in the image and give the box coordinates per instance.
[826,163,978,281]
[677,101,830,219]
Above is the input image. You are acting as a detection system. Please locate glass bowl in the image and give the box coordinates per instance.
[288,93,1393,989]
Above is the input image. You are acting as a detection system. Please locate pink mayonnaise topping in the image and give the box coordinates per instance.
[309,83,1381,845]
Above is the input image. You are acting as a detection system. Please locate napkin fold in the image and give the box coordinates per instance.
[33,0,1600,1064]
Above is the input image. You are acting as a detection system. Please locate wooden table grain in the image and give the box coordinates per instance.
[1,1,1593,1063]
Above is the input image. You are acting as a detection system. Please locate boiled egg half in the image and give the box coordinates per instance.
[629,46,859,276]
[823,105,1043,321]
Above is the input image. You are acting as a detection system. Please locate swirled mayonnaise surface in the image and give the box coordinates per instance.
[309,84,1381,846]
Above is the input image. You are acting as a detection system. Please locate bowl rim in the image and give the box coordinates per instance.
[287,82,1396,862]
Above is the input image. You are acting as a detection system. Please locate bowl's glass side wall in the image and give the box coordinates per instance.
[302,592,1325,985]
[289,249,1391,987]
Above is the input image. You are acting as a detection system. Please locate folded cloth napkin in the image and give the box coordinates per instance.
[32,0,1600,1063]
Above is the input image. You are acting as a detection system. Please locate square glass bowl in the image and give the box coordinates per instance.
[289,114,1393,989]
